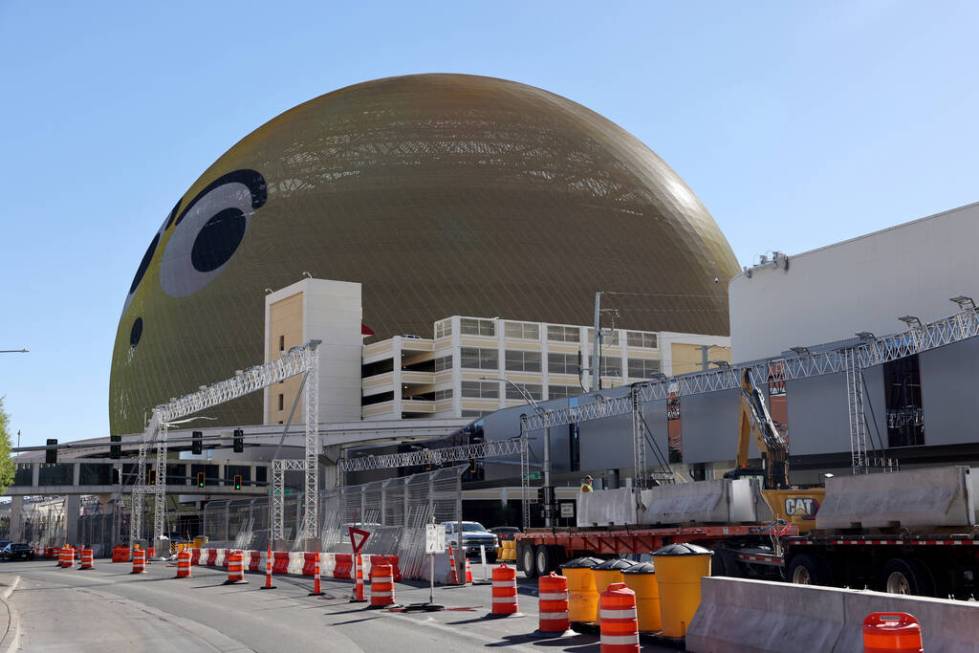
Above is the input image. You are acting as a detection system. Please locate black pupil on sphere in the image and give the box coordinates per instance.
[191,208,247,273]
[130,317,143,348]
[129,233,159,294]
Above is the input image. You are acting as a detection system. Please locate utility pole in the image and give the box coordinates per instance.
[592,291,603,391]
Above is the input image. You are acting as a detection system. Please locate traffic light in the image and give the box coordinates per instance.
[192,431,203,455]
[45,439,57,464]
[148,468,156,485]
[233,429,244,453]
[196,472,206,488]
[233,474,242,491]
[110,435,121,459]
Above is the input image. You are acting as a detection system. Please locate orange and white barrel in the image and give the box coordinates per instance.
[538,572,570,633]
[131,548,146,574]
[175,548,192,579]
[491,563,519,616]
[369,563,395,608]
[78,547,94,570]
[599,582,639,653]
[224,550,247,584]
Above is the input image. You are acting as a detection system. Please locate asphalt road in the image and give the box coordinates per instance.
[0,558,681,652]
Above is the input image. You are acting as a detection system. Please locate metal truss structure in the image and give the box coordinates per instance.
[337,438,524,473]
[270,458,306,542]
[129,341,321,552]
[521,304,979,476]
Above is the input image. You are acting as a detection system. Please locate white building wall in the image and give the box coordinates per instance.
[730,202,979,362]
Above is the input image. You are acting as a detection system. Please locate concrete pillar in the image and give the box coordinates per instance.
[65,495,81,546]
[9,496,23,542]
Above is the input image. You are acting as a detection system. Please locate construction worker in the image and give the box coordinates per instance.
[580,474,593,493]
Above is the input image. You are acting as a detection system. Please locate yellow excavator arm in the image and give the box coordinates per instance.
[735,368,790,489]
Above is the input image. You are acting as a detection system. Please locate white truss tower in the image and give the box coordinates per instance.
[129,341,321,552]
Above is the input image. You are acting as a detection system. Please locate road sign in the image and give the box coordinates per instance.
[560,502,575,518]
[425,524,446,554]
[348,527,370,554]
[527,471,541,481]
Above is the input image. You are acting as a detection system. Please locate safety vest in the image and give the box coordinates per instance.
[580,483,593,493]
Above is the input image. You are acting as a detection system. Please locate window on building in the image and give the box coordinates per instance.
[461,381,499,399]
[601,357,622,377]
[462,410,491,418]
[505,383,542,401]
[628,358,662,379]
[548,352,580,375]
[547,325,580,342]
[460,347,498,370]
[884,355,925,447]
[548,385,578,399]
[460,318,495,337]
[433,355,453,372]
[434,388,453,401]
[435,319,453,339]
[504,321,540,340]
[505,350,542,372]
[587,328,620,346]
[278,335,285,352]
[627,331,659,349]
[277,394,284,411]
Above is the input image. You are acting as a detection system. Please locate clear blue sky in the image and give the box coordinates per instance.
[1,1,977,445]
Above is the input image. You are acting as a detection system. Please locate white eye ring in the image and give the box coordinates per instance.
[160,176,263,298]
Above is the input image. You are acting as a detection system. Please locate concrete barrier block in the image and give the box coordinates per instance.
[836,590,979,653]
[639,478,766,525]
[577,487,636,527]
[686,577,845,653]
[817,466,976,530]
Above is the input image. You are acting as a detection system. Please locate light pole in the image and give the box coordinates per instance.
[480,376,554,527]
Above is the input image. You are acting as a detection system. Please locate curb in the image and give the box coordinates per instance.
[0,576,21,653]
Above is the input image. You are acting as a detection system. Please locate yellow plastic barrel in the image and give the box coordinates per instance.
[193,536,208,549]
[592,558,636,595]
[623,561,661,633]
[653,543,712,638]
[561,557,603,623]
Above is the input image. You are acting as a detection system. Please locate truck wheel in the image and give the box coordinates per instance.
[881,558,934,597]
[786,553,827,586]
[535,545,552,576]
[519,541,537,579]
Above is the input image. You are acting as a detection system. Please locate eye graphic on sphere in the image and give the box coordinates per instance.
[160,169,266,298]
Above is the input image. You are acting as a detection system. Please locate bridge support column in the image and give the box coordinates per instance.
[9,496,23,542]
[65,495,80,546]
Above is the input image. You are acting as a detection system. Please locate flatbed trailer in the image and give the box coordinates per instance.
[514,523,791,579]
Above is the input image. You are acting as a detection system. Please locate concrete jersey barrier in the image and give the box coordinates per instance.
[816,465,977,530]
[577,487,636,527]
[686,576,979,653]
[639,478,771,525]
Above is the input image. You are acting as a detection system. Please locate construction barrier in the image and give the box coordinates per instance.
[78,547,94,570]
[206,549,218,567]
[686,577,979,653]
[273,551,289,575]
[309,553,323,596]
[302,552,317,577]
[334,554,352,579]
[132,548,146,574]
[465,558,473,584]
[287,552,304,576]
[538,572,571,634]
[447,545,460,585]
[59,546,74,569]
[599,582,640,653]
[224,550,247,585]
[369,563,395,608]
[249,551,261,573]
[490,564,518,616]
[863,612,923,653]
[45,547,56,560]
[112,546,130,563]
[216,549,227,568]
[176,549,192,579]
[191,548,201,565]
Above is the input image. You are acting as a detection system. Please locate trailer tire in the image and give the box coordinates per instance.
[519,541,537,579]
[535,545,552,576]
[711,548,740,578]
[786,553,828,586]
[881,558,935,597]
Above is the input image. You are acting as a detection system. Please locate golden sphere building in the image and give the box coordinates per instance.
[109,73,739,435]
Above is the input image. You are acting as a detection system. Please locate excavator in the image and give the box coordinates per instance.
[725,368,825,533]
